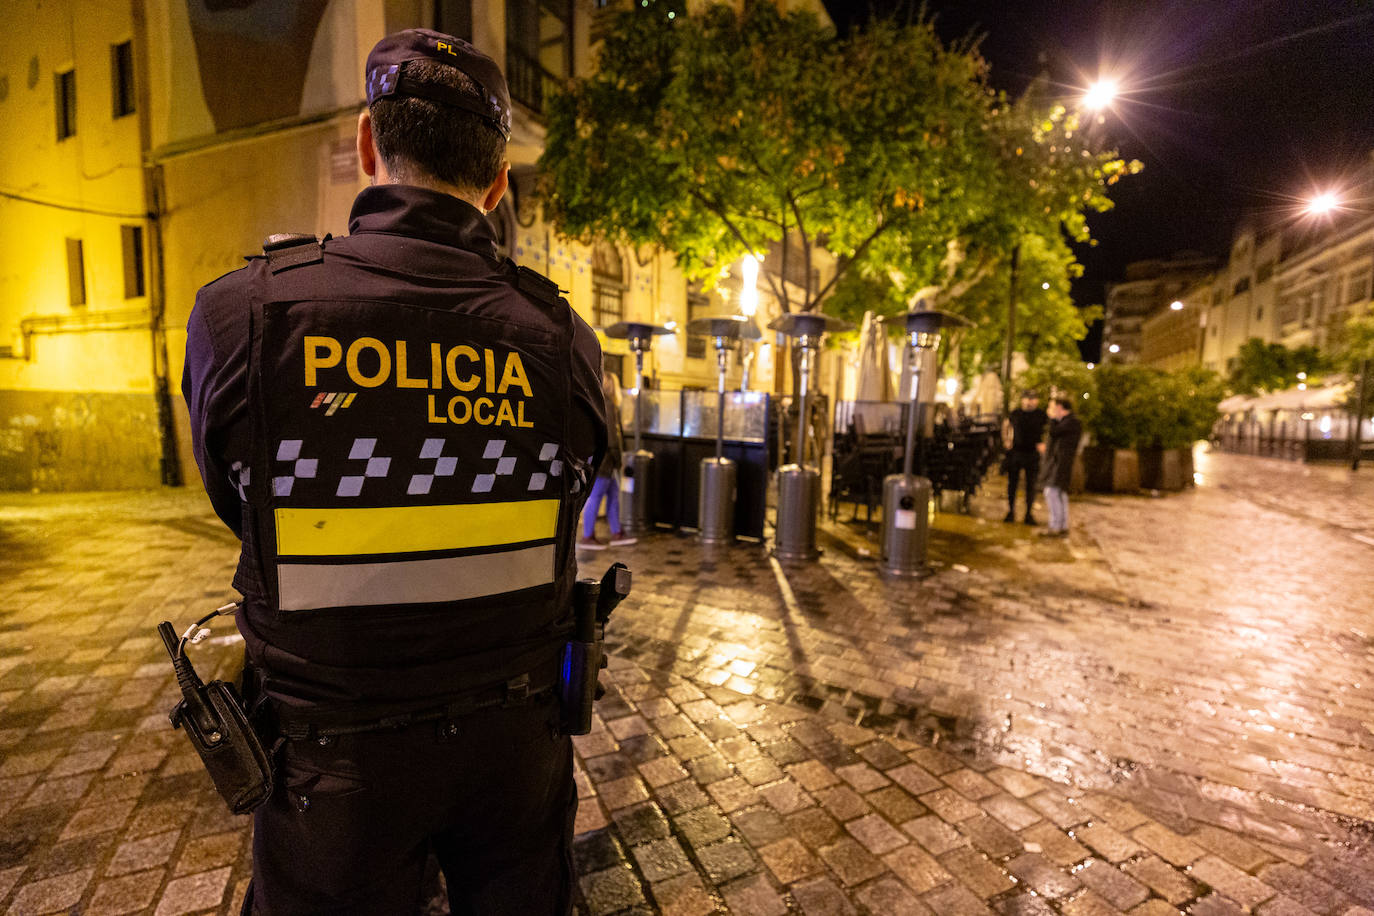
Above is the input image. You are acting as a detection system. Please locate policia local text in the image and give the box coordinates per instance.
[305,335,536,427]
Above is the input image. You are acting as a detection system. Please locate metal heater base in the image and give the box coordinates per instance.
[698,457,736,545]
[773,464,821,562]
[620,449,655,537]
[880,473,933,577]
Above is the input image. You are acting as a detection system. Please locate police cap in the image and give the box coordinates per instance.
[365,28,511,140]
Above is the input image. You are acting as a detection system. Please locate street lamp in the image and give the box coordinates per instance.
[1082,78,1119,111]
[1304,191,1341,217]
[1170,300,1184,311]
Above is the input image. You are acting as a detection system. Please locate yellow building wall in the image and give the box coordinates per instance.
[0,0,164,489]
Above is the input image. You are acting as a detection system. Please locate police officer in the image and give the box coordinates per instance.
[182,29,606,915]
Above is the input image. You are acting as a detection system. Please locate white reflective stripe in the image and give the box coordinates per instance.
[277,544,555,612]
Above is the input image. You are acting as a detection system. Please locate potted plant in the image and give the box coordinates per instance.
[1137,367,1224,490]
[1081,364,1150,492]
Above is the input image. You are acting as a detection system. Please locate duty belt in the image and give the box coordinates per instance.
[273,672,555,742]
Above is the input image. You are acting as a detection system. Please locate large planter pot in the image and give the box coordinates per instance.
[1083,444,1115,493]
[1139,445,1197,491]
[1111,448,1140,493]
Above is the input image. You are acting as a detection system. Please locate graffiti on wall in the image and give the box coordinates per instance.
[0,392,161,491]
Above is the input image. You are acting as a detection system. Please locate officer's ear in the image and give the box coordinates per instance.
[358,109,380,180]
[480,163,509,214]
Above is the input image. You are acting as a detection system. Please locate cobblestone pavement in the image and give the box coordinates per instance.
[1,449,1372,915]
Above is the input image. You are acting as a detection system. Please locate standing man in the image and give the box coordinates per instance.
[182,29,606,914]
[1002,389,1048,524]
[1039,396,1083,538]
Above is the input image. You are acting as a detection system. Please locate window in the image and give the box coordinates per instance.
[1232,276,1250,296]
[506,0,572,113]
[121,226,145,298]
[686,286,710,359]
[1255,307,1263,321]
[1345,268,1371,306]
[55,69,76,140]
[1256,260,1274,284]
[434,0,472,41]
[111,41,135,118]
[591,244,625,328]
[66,238,86,306]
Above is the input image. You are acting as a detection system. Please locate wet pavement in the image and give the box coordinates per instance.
[1,446,1373,915]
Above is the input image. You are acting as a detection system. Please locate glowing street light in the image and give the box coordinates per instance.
[1305,191,1341,216]
[1170,300,1184,311]
[1108,343,1121,354]
[738,254,760,317]
[1082,78,1120,111]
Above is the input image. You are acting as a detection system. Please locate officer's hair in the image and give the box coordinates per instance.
[1054,397,1074,411]
[369,60,505,193]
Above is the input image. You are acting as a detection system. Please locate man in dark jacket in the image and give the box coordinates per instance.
[1039,397,1082,538]
[1002,390,1048,523]
[182,29,605,914]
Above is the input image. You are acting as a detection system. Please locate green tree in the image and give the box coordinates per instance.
[543,2,978,313]
[1086,364,1154,448]
[1136,366,1226,449]
[1332,314,1374,420]
[824,81,1134,373]
[1226,337,1328,395]
[540,0,1132,334]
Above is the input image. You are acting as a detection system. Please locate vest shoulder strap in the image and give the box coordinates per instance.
[262,233,325,274]
[513,263,564,308]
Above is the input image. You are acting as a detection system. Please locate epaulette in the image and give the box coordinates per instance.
[514,264,565,308]
[261,233,326,273]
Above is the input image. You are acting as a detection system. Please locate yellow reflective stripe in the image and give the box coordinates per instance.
[275,500,559,556]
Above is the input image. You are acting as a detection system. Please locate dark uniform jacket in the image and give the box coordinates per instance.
[1041,412,1083,491]
[1007,407,1048,453]
[183,185,606,719]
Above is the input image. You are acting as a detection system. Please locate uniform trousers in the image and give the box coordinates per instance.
[1004,451,1040,514]
[245,692,574,915]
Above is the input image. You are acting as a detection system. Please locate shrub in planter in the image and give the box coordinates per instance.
[1080,365,1152,492]
[1136,367,1224,490]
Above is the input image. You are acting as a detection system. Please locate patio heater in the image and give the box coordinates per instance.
[686,316,762,544]
[604,321,674,537]
[768,312,852,562]
[881,310,969,576]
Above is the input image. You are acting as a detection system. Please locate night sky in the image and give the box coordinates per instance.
[824,0,1374,359]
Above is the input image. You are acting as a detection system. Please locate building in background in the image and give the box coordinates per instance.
[0,0,831,491]
[0,1,172,490]
[1135,209,1373,376]
[1274,214,1374,353]
[1102,253,1214,365]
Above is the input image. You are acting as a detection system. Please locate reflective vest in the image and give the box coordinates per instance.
[238,238,587,706]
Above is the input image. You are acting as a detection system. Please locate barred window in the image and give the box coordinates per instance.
[591,244,625,328]
[686,286,710,359]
